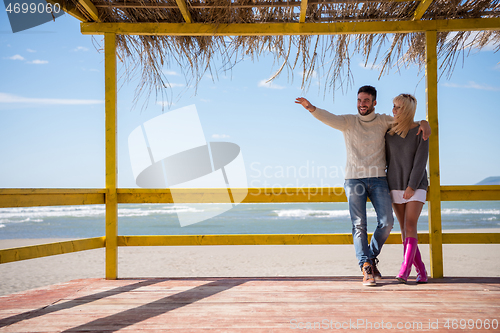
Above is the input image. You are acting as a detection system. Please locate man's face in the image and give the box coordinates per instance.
[357,92,376,116]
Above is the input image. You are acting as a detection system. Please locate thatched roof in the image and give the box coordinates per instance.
[63,0,500,103]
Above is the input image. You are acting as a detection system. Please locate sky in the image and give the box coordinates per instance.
[1,12,499,190]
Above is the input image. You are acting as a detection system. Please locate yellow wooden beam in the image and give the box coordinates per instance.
[0,186,497,208]
[426,30,443,279]
[413,0,433,21]
[78,0,101,22]
[440,185,500,201]
[117,187,348,203]
[45,0,88,22]
[0,237,105,264]
[117,232,500,247]
[117,233,433,246]
[105,32,118,280]
[299,0,308,23]
[0,189,106,208]
[442,233,500,244]
[175,0,192,23]
[116,186,500,203]
[81,18,500,36]
[0,189,106,194]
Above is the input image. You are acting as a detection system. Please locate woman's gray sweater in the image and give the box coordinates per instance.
[385,126,429,191]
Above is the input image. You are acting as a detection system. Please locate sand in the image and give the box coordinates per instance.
[1,229,499,296]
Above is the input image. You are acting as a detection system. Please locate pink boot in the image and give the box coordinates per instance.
[413,247,428,283]
[397,237,418,283]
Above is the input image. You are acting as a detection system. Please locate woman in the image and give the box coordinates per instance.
[385,93,429,284]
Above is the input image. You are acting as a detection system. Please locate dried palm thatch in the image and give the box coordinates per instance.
[72,0,500,105]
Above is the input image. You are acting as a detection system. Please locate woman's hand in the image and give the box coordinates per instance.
[295,97,316,113]
[403,186,415,200]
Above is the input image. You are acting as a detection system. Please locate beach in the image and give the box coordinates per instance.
[1,230,499,296]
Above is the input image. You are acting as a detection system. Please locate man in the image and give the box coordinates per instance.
[295,86,430,286]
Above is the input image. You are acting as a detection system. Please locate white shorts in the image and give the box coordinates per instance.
[390,189,427,204]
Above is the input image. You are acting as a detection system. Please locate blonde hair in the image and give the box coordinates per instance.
[388,93,417,138]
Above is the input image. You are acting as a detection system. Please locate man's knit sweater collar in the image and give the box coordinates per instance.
[358,111,377,122]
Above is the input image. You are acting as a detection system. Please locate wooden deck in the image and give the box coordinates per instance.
[0,277,499,332]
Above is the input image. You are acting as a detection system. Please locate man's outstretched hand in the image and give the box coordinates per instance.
[295,97,316,113]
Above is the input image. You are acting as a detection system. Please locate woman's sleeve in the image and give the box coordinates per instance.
[408,135,429,190]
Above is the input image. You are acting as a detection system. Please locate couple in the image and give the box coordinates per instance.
[296,85,430,286]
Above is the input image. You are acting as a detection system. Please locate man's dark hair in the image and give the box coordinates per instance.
[358,85,377,101]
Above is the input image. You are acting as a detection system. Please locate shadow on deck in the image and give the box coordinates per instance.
[0,277,499,332]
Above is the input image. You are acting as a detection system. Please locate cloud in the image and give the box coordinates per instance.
[446,31,498,51]
[156,101,174,107]
[212,134,230,139]
[200,98,211,103]
[163,70,179,76]
[0,93,104,105]
[72,46,89,52]
[164,83,185,88]
[28,60,48,64]
[26,49,36,53]
[7,54,24,60]
[258,79,285,90]
[442,81,500,92]
[358,61,379,70]
[296,70,318,78]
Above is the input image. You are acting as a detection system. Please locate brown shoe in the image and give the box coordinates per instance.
[361,262,376,286]
[372,258,382,281]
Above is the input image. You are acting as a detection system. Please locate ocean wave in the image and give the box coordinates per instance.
[0,217,45,224]
[0,224,5,228]
[274,207,500,219]
[273,209,378,218]
[0,206,106,220]
[420,208,500,216]
[0,204,498,223]
[0,204,206,222]
[118,206,204,217]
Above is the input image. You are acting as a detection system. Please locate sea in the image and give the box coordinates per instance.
[0,201,499,240]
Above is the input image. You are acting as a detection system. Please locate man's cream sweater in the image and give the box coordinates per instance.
[312,108,393,180]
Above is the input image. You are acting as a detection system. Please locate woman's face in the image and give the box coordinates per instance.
[392,100,403,118]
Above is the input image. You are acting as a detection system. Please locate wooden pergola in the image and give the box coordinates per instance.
[1,0,499,281]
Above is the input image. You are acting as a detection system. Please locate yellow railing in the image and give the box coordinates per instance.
[1,186,499,271]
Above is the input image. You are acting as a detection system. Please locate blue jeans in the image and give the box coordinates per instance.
[344,177,394,268]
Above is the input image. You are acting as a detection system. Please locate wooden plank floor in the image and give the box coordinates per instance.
[0,277,499,332]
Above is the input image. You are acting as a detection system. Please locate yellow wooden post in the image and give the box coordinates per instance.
[425,30,443,278]
[105,32,118,280]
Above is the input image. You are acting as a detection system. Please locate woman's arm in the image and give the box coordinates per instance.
[407,135,430,192]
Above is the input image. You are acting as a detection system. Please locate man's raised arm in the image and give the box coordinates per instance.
[295,97,316,113]
[295,97,348,132]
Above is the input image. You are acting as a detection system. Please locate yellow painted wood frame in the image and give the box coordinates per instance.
[0,237,105,264]
[1,13,499,281]
[105,32,118,280]
[116,232,500,247]
[1,186,499,208]
[426,30,443,278]
[81,18,500,36]
[1,231,498,264]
